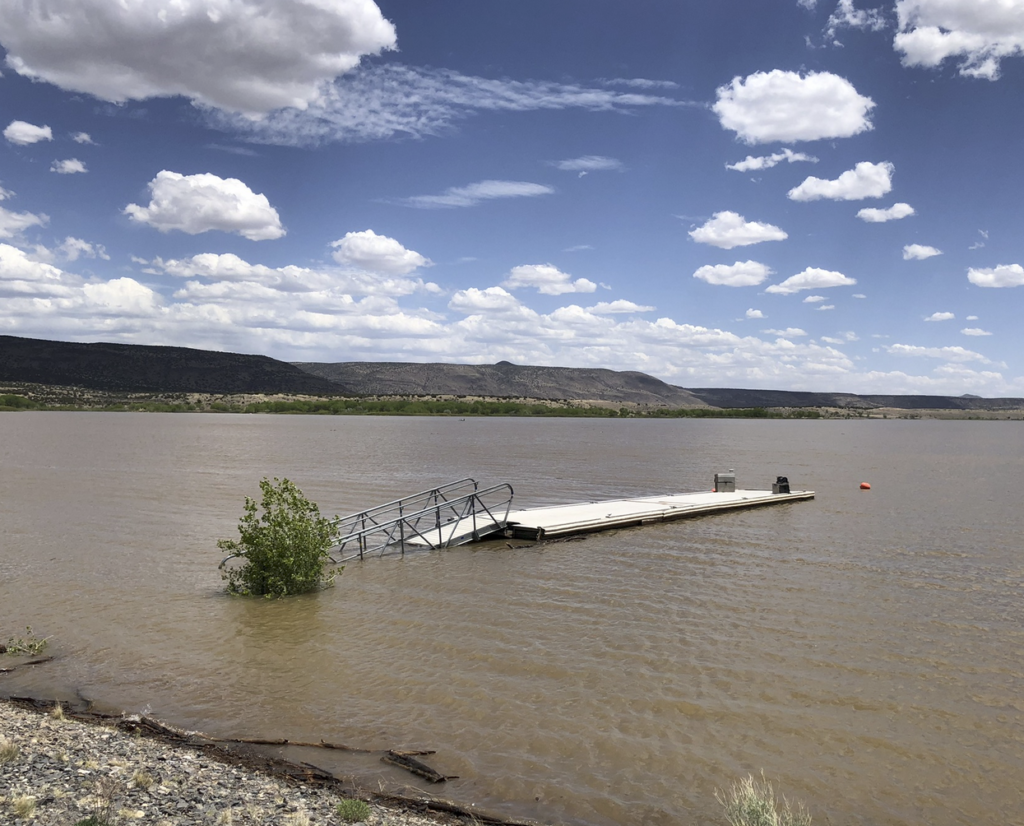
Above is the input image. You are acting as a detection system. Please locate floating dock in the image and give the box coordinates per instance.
[504,488,814,541]
[329,474,813,558]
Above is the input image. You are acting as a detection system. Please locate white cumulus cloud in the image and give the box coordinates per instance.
[51,158,87,175]
[788,161,894,201]
[330,230,430,275]
[72,132,95,144]
[803,295,827,303]
[763,327,808,338]
[726,149,818,172]
[766,267,857,294]
[858,202,915,222]
[124,171,285,240]
[968,264,1024,287]
[925,311,954,321]
[502,264,597,295]
[962,327,992,336]
[713,69,874,144]
[4,120,52,145]
[826,0,888,43]
[689,212,787,249]
[693,260,773,287]
[895,0,1024,81]
[400,180,554,209]
[904,243,942,260]
[0,0,397,116]
[745,308,765,319]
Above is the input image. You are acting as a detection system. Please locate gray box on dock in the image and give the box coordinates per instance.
[714,471,736,492]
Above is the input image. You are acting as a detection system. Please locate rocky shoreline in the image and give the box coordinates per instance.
[0,699,527,826]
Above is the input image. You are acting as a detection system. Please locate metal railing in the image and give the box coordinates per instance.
[330,479,515,561]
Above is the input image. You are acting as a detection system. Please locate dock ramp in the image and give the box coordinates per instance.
[330,478,514,561]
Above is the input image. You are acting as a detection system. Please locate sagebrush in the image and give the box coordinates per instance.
[218,477,338,597]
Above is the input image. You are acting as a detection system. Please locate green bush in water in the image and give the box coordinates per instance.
[218,477,338,597]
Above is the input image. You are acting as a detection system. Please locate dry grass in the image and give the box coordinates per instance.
[0,737,20,764]
[716,772,811,826]
[50,701,65,721]
[132,770,155,789]
[13,795,36,819]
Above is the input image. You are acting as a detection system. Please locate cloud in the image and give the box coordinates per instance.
[693,260,773,287]
[330,230,430,275]
[745,308,765,319]
[153,251,439,299]
[0,205,48,239]
[449,286,523,315]
[0,0,397,116]
[816,304,836,310]
[968,264,1024,287]
[858,202,915,222]
[400,180,554,209]
[212,63,689,146]
[4,120,52,145]
[502,264,597,295]
[925,311,954,321]
[803,295,827,303]
[826,0,888,43]
[726,149,818,171]
[72,132,95,144]
[585,300,655,314]
[766,267,857,294]
[0,242,74,298]
[58,237,109,262]
[555,156,623,173]
[689,212,787,249]
[903,243,942,260]
[788,161,894,201]
[887,343,994,364]
[895,0,1024,81]
[124,171,285,240]
[763,327,808,338]
[961,328,992,336]
[713,70,874,143]
[51,158,87,175]
[798,0,819,9]
[603,78,680,89]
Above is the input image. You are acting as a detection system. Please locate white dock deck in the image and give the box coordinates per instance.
[504,488,814,540]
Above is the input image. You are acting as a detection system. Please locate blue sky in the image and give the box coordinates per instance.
[2,0,1024,395]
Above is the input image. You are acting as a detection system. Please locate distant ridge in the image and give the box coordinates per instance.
[2,336,1021,411]
[0,335,344,395]
[293,360,707,407]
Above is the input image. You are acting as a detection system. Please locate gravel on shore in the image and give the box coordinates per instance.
[0,698,498,826]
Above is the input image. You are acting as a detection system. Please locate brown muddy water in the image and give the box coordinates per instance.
[1,413,1023,826]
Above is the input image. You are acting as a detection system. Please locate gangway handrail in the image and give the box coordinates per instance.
[329,478,479,535]
[330,482,514,562]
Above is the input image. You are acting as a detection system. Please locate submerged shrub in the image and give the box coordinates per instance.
[218,477,338,597]
[716,772,811,826]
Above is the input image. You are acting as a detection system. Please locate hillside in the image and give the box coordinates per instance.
[0,335,344,395]
[293,360,708,407]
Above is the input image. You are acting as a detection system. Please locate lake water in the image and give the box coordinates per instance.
[1,413,1022,826]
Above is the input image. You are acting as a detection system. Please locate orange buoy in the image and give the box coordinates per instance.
[860,482,871,490]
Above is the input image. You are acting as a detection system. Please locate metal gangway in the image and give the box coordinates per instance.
[329,478,514,561]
